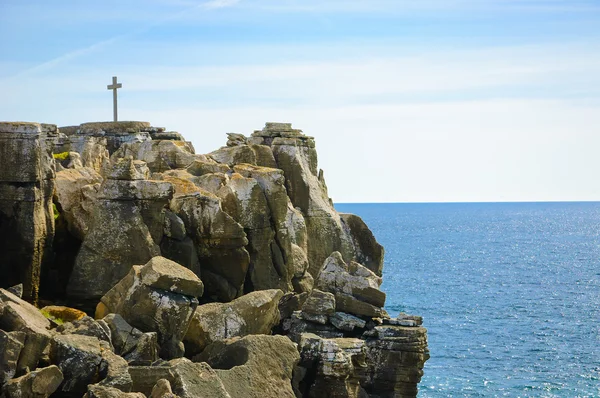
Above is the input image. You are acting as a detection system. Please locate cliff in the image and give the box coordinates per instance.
[0,121,429,397]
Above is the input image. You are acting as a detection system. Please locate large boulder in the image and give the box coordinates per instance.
[339,213,384,277]
[195,334,299,398]
[184,289,283,356]
[128,358,231,398]
[68,158,174,300]
[1,365,63,398]
[0,288,52,373]
[0,122,56,302]
[49,334,132,395]
[316,252,386,318]
[0,330,25,384]
[97,257,202,359]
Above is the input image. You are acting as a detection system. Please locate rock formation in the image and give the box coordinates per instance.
[0,120,428,397]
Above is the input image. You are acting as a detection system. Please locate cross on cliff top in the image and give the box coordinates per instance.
[107,76,122,122]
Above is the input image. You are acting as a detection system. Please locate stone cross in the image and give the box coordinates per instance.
[106,76,122,122]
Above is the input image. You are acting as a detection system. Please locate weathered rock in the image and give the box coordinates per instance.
[361,326,429,397]
[149,379,177,398]
[76,121,153,155]
[50,334,133,394]
[285,312,344,341]
[102,314,158,365]
[84,385,147,398]
[195,334,299,398]
[316,252,386,311]
[184,289,283,357]
[233,163,309,294]
[340,213,384,277]
[97,257,200,359]
[252,123,355,277]
[0,289,51,373]
[55,315,112,346]
[6,284,23,298]
[2,365,63,398]
[330,312,366,332]
[68,160,173,300]
[171,191,249,302]
[0,122,55,302]
[113,140,196,173]
[129,359,230,398]
[278,292,309,320]
[0,329,25,384]
[295,333,367,398]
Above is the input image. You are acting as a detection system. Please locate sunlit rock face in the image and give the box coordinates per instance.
[0,122,56,303]
[0,120,428,397]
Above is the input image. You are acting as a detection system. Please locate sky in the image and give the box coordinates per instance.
[1,0,600,203]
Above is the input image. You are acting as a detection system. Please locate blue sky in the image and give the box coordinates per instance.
[1,0,600,202]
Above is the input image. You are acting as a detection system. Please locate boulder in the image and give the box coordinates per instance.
[68,158,174,300]
[2,365,63,398]
[300,289,335,325]
[50,334,132,394]
[84,385,147,398]
[103,314,158,365]
[55,315,112,346]
[0,122,56,302]
[184,289,283,357]
[339,213,384,276]
[0,330,25,384]
[97,257,201,359]
[0,289,52,373]
[149,379,176,398]
[330,312,366,332]
[316,252,386,314]
[195,335,299,398]
[128,358,230,398]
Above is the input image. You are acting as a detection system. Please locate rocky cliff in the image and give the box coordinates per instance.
[0,120,429,398]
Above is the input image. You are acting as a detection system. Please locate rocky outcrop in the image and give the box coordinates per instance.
[67,157,174,300]
[0,120,428,397]
[0,122,56,302]
[97,256,202,359]
[195,334,300,398]
[184,289,282,356]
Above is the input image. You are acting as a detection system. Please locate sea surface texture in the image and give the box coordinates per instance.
[335,202,600,397]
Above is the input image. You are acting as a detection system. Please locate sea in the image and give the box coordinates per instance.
[335,202,600,397]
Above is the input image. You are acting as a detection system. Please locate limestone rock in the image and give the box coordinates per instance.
[103,314,158,365]
[0,122,55,302]
[195,334,299,398]
[2,365,63,398]
[112,140,196,173]
[128,359,230,398]
[97,258,200,359]
[184,289,282,357]
[49,334,132,394]
[295,333,367,397]
[84,385,147,398]
[68,161,173,300]
[171,191,249,302]
[77,121,153,155]
[330,312,366,332]
[340,213,384,276]
[0,330,25,384]
[361,326,429,397]
[316,252,386,311]
[0,288,52,373]
[55,315,112,346]
[149,379,177,398]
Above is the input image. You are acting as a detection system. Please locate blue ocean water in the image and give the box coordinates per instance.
[335,202,600,397]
